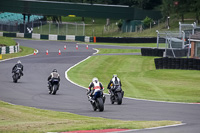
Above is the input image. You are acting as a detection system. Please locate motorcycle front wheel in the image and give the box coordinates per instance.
[117,92,122,105]
[96,98,104,112]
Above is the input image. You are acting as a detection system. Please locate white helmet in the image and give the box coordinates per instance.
[17,60,21,64]
[113,74,117,78]
[92,77,98,83]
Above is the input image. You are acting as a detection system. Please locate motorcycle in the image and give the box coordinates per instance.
[49,78,59,95]
[12,68,22,83]
[110,85,124,105]
[88,90,105,112]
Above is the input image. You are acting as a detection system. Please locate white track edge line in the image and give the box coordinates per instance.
[111,123,186,133]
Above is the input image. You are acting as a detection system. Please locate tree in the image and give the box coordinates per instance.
[161,0,173,19]
[143,16,153,28]
[173,0,189,22]
[190,0,200,23]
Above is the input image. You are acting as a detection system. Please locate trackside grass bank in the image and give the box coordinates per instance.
[0,36,34,60]
[68,48,200,103]
[0,36,16,46]
[0,101,180,133]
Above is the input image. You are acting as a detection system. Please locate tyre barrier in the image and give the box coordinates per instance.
[141,48,188,57]
[96,37,157,43]
[141,48,165,57]
[154,57,200,70]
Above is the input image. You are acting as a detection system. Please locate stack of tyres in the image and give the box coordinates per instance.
[197,59,200,70]
[141,48,145,56]
[171,58,175,69]
[193,59,198,70]
[163,57,168,69]
[167,58,173,69]
[141,48,149,56]
[159,49,165,57]
[188,58,194,70]
[153,48,158,56]
[183,58,189,70]
[160,58,164,69]
[154,58,163,69]
[175,58,181,69]
[154,58,159,69]
[180,58,185,69]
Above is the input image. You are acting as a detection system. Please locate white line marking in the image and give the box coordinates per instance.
[111,123,186,133]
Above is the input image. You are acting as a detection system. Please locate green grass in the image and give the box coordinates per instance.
[97,48,141,54]
[0,36,16,46]
[0,101,180,133]
[68,53,200,103]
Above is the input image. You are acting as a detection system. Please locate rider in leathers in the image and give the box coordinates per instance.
[107,74,122,96]
[87,77,104,101]
[12,60,24,76]
[47,69,60,92]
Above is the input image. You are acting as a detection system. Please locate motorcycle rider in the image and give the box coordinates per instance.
[47,69,60,93]
[107,74,122,96]
[87,77,104,102]
[12,60,24,76]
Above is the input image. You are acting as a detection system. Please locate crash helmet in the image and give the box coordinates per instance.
[17,60,21,64]
[92,77,98,83]
[52,69,57,72]
[113,74,117,78]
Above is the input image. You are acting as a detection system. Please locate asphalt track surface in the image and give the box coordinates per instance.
[0,39,200,133]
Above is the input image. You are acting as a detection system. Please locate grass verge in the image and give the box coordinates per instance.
[0,101,180,133]
[68,52,200,103]
[97,48,141,54]
[0,36,16,46]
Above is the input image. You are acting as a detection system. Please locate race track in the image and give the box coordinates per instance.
[0,39,200,133]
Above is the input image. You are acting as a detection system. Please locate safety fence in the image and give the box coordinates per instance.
[0,43,19,54]
[0,20,85,36]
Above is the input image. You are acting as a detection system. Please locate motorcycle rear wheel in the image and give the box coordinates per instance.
[51,85,58,95]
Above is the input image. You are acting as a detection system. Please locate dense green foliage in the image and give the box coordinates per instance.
[161,0,200,22]
[45,0,162,9]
